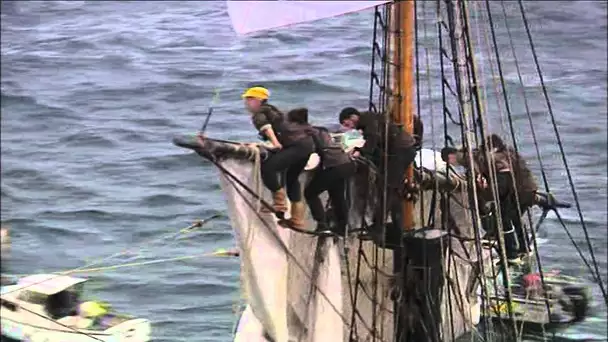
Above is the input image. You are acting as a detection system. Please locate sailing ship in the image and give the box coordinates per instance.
[173,1,602,341]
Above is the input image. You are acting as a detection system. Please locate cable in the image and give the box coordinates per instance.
[206,152,351,327]
[4,305,106,342]
[517,0,607,305]
[1,217,220,296]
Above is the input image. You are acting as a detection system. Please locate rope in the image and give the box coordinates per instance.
[348,5,396,341]
[209,154,352,328]
[11,305,106,342]
[449,0,514,335]
[465,2,519,334]
[517,0,607,305]
[232,145,265,332]
[494,0,563,330]
[5,250,237,278]
[1,218,220,296]
[3,248,236,342]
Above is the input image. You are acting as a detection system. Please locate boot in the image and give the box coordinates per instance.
[261,188,288,214]
[281,201,306,229]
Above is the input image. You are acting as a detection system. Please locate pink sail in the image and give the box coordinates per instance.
[226,0,392,35]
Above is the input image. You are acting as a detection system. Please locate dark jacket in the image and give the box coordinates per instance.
[251,103,311,146]
[355,111,416,158]
[309,126,351,169]
[509,149,538,198]
[458,147,538,201]
[490,149,512,173]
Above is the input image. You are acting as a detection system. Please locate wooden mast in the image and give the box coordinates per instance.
[390,0,415,231]
[390,2,416,341]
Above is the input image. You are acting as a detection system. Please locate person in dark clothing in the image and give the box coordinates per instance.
[495,136,538,256]
[243,87,313,226]
[338,107,418,236]
[476,134,529,264]
[288,108,356,236]
[441,146,458,166]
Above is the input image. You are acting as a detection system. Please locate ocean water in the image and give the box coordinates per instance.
[1,1,606,341]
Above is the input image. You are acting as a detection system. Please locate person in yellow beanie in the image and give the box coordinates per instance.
[242,86,313,228]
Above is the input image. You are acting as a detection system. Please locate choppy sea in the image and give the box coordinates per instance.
[1,1,606,341]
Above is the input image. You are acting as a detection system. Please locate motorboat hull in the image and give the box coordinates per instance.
[0,315,151,342]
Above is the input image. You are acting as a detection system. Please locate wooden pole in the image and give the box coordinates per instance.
[391,0,415,231]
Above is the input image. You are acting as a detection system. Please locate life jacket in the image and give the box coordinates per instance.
[79,301,108,318]
[309,126,351,169]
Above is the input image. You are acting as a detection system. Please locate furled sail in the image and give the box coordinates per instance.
[174,135,345,342]
[226,0,392,35]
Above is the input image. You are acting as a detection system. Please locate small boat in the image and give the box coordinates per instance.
[1,274,151,342]
[482,268,591,328]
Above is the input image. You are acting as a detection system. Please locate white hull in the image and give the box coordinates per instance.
[1,275,151,342]
[1,316,151,342]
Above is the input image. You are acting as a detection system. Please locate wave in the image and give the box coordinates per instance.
[108,128,157,144]
[58,131,116,148]
[139,194,202,208]
[136,152,209,172]
[36,208,167,222]
[0,92,79,121]
[249,78,350,95]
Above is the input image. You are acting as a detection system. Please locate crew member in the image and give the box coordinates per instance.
[509,144,538,256]
[288,108,355,236]
[77,301,108,329]
[338,107,419,237]
[480,134,524,264]
[441,146,458,166]
[243,87,313,226]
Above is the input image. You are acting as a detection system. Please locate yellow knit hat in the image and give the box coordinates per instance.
[241,86,270,100]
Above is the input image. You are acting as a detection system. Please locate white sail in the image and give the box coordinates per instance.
[217,156,344,342]
[219,159,291,342]
[226,0,392,35]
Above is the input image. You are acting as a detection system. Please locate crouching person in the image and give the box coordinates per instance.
[288,108,355,236]
[242,87,313,226]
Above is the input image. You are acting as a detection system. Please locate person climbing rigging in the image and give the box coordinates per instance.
[242,86,314,229]
[288,108,356,236]
[507,143,538,257]
[488,134,537,261]
[441,146,458,166]
[477,134,526,265]
[338,107,418,238]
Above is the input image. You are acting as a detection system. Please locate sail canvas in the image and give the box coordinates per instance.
[226,0,392,35]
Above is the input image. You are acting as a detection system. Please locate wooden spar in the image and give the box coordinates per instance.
[390,0,415,231]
